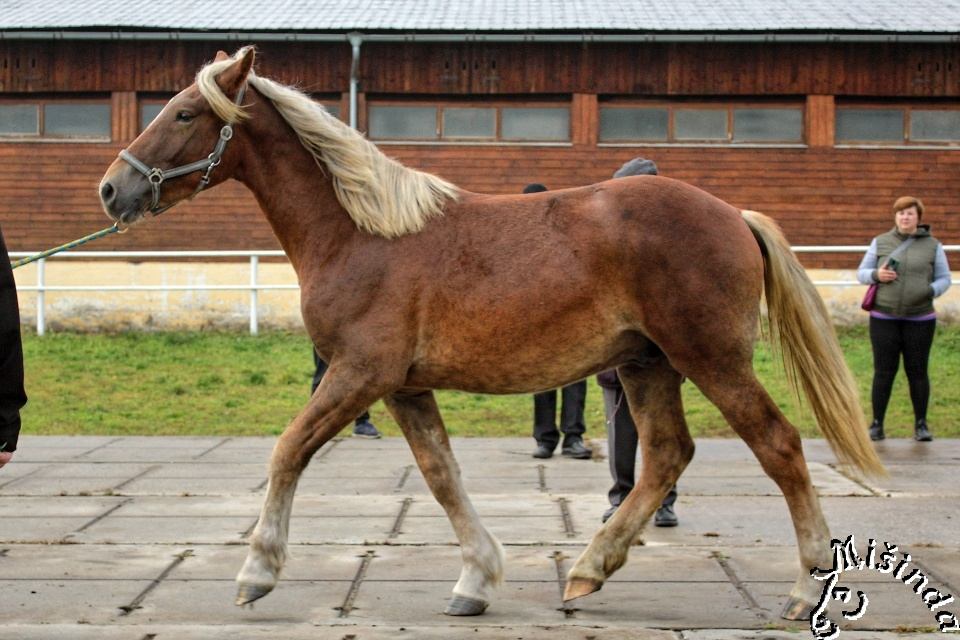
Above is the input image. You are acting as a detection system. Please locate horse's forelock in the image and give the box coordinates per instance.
[195,54,251,125]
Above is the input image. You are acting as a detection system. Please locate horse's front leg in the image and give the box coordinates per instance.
[383,390,505,616]
[235,359,395,606]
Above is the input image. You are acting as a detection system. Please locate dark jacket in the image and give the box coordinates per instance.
[0,227,26,453]
[873,225,941,317]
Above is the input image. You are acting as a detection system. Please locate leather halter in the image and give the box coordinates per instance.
[118,84,246,216]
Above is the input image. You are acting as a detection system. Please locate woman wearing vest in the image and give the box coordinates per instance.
[857,196,952,442]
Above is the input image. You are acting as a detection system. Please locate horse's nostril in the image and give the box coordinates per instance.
[100,181,116,204]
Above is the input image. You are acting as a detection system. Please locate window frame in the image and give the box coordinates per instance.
[367,97,572,145]
[835,102,960,147]
[598,99,806,146]
[0,95,112,142]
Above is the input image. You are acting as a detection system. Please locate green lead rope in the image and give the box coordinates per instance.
[10,223,125,269]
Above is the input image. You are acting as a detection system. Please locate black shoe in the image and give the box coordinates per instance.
[601,505,618,523]
[561,436,592,459]
[654,504,678,527]
[532,443,554,459]
[914,419,933,442]
[869,420,885,441]
[353,420,381,439]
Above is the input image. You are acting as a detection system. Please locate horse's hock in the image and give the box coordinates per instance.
[12,262,959,331]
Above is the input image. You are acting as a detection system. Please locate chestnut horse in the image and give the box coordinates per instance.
[99,47,883,620]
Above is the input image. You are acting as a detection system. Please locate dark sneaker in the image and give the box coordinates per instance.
[654,504,678,527]
[532,443,554,459]
[601,505,618,523]
[353,420,381,439]
[914,420,933,442]
[869,420,885,441]
[561,436,592,459]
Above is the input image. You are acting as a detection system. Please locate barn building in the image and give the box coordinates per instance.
[1,1,958,327]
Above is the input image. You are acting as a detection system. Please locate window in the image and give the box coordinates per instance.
[368,101,570,142]
[599,103,803,144]
[0,99,110,140]
[836,105,960,145]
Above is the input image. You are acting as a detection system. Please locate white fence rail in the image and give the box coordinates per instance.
[9,246,960,335]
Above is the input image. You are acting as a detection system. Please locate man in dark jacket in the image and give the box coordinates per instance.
[599,158,678,526]
[0,225,27,469]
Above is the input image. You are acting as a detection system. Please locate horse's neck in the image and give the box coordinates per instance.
[234,105,357,275]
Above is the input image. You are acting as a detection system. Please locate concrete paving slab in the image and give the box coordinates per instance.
[864,463,960,496]
[0,517,93,542]
[4,623,683,639]
[750,580,944,629]
[168,544,369,581]
[686,631,945,640]
[572,581,766,628]
[0,544,179,580]
[3,436,958,639]
[68,516,253,544]
[0,578,155,624]
[348,580,567,626]
[129,579,348,624]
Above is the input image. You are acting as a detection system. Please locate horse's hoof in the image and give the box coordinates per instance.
[444,595,489,616]
[563,577,602,602]
[235,582,274,606]
[781,595,815,621]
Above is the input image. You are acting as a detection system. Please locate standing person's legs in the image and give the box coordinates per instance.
[901,318,937,441]
[868,316,902,439]
[559,380,590,458]
[532,390,559,457]
[603,385,636,522]
[0,228,26,467]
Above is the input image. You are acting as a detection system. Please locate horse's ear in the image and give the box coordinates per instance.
[216,46,255,95]
[214,50,230,62]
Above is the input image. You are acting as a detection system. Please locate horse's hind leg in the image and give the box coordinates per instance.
[235,361,394,606]
[565,360,694,601]
[383,390,505,616]
[689,365,832,621]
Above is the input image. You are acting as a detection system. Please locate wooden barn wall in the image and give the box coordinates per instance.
[0,40,959,269]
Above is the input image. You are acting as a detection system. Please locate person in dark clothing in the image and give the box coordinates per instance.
[311,350,381,438]
[0,225,27,469]
[523,182,591,460]
[857,196,951,442]
[598,158,678,526]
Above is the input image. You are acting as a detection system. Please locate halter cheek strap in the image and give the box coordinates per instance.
[119,83,246,215]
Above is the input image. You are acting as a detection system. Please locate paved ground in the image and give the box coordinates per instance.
[1,435,958,640]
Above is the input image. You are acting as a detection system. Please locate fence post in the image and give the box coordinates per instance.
[36,258,45,336]
[249,255,259,335]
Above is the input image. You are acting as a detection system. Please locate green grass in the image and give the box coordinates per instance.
[20,326,960,439]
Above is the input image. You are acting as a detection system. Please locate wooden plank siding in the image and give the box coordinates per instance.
[1,40,959,269]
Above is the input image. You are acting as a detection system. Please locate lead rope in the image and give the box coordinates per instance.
[10,222,126,269]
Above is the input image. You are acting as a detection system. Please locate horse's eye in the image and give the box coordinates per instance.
[175,111,194,123]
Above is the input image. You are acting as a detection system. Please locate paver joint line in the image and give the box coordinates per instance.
[193,437,232,459]
[537,464,547,492]
[118,548,194,617]
[113,465,162,491]
[395,465,414,492]
[557,497,577,538]
[710,550,770,622]
[70,497,134,536]
[553,549,577,618]
[828,462,884,497]
[389,497,413,539]
[338,549,376,618]
[78,437,124,458]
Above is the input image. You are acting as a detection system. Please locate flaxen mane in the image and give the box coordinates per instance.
[196,49,459,238]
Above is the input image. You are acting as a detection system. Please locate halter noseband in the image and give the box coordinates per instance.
[118,84,246,216]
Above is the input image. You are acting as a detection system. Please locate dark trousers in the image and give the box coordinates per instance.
[869,316,937,424]
[602,386,676,510]
[311,350,370,425]
[532,380,586,450]
[0,227,26,453]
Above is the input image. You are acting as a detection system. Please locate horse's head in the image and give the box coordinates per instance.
[99,47,255,226]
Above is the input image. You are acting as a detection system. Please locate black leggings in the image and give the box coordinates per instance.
[869,316,936,424]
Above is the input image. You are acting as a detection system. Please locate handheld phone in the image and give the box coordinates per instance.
[886,258,900,271]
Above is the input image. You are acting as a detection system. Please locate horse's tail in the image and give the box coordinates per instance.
[741,209,885,477]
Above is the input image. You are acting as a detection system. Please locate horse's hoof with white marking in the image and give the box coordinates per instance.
[444,595,489,616]
[781,595,815,621]
[235,582,274,606]
[563,577,602,602]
